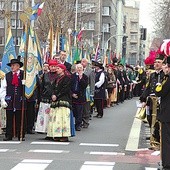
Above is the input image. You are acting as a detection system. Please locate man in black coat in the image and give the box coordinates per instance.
[140,54,165,150]
[0,59,25,141]
[59,50,72,73]
[155,56,170,170]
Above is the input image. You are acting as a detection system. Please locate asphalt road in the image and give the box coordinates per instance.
[0,98,160,170]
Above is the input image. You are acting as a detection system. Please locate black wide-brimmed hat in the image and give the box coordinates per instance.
[7,59,23,67]
[92,59,103,68]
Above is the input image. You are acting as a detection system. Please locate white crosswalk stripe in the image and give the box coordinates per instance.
[80,161,115,170]
[80,143,119,147]
[31,141,70,145]
[85,151,125,156]
[11,159,53,170]
[28,149,70,154]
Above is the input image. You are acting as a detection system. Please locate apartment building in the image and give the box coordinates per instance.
[0,0,25,58]
[78,0,118,56]
[124,2,140,65]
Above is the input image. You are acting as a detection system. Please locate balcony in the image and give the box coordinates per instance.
[130,18,138,23]
[130,39,138,43]
[129,49,138,53]
[130,29,138,33]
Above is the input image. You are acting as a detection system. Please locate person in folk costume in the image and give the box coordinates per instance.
[0,58,26,141]
[155,56,170,170]
[42,62,49,74]
[140,53,165,150]
[81,58,95,128]
[71,63,88,131]
[47,64,75,142]
[26,75,40,134]
[35,59,58,134]
[117,63,126,103]
[106,64,116,107]
[0,71,6,134]
[133,65,146,97]
[126,64,135,99]
[92,60,106,118]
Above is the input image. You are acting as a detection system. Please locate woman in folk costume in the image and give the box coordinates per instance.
[35,59,58,133]
[0,71,6,134]
[47,64,75,142]
[106,64,116,107]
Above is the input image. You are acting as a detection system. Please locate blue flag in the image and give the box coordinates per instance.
[1,27,17,73]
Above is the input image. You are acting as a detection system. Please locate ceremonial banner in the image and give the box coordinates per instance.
[1,26,16,74]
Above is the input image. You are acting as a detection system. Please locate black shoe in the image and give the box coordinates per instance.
[93,114,99,118]
[76,127,81,131]
[3,137,12,141]
[27,130,35,134]
[18,138,25,141]
[45,136,53,140]
[82,124,89,128]
[146,137,150,140]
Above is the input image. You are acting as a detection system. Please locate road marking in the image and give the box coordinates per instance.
[151,151,160,156]
[28,149,69,154]
[145,168,157,170]
[86,151,125,156]
[137,148,149,151]
[80,161,115,170]
[22,159,53,163]
[84,161,115,166]
[0,149,9,152]
[11,159,52,170]
[125,116,142,151]
[31,141,69,145]
[0,141,21,144]
[80,143,119,147]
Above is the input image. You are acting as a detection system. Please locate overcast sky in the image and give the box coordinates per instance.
[139,0,154,33]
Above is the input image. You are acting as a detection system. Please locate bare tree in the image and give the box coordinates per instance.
[152,0,170,39]
[35,0,76,42]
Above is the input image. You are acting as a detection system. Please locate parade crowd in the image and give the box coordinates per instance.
[0,48,170,169]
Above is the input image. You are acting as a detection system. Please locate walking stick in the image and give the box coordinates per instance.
[20,23,29,141]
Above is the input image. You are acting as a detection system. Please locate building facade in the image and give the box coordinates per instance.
[124,2,140,65]
[78,0,119,57]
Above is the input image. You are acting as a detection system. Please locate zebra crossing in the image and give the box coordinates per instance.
[0,141,159,169]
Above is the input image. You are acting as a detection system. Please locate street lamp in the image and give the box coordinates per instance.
[104,34,126,56]
[102,24,116,56]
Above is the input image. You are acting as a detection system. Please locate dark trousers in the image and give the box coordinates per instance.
[94,99,104,117]
[26,101,35,132]
[6,110,25,138]
[73,104,83,129]
[161,122,170,169]
[82,102,90,126]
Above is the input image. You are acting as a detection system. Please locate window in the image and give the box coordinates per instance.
[131,23,138,30]
[11,1,17,11]
[0,1,4,10]
[0,36,4,45]
[84,20,95,30]
[11,19,16,28]
[102,7,110,16]
[19,2,24,11]
[130,44,137,50]
[131,34,137,40]
[14,37,21,46]
[0,19,4,28]
[102,23,110,33]
[81,3,95,13]
[18,20,23,29]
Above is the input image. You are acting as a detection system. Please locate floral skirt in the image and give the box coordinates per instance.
[47,107,72,138]
[35,102,50,133]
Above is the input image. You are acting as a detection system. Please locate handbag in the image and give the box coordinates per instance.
[135,107,146,121]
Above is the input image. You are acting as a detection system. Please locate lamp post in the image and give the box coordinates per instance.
[102,24,116,56]
[74,0,78,46]
[104,34,126,56]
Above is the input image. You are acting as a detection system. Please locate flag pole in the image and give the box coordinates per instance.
[20,21,30,141]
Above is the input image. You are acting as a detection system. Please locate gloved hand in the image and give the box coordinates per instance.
[1,99,8,108]
[22,80,26,85]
